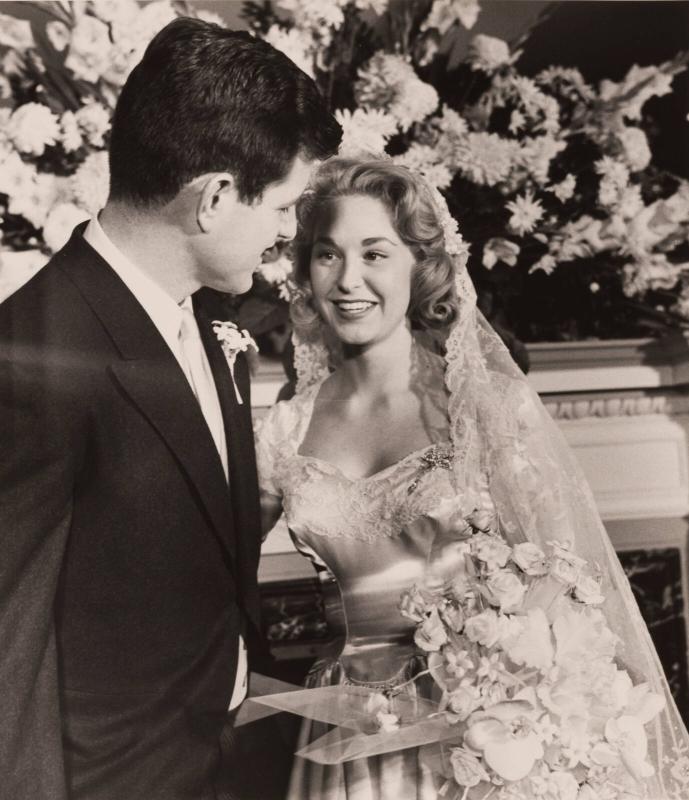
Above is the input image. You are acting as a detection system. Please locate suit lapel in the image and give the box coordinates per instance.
[194,292,262,626]
[55,227,238,569]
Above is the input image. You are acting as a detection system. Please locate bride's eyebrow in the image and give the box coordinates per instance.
[362,237,397,246]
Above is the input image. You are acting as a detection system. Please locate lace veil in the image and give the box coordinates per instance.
[279,184,689,793]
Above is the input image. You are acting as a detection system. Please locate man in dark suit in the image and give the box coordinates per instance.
[0,18,340,800]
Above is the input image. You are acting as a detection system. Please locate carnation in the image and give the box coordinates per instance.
[8,103,60,156]
[264,25,315,78]
[70,152,110,215]
[468,35,512,72]
[8,172,59,230]
[355,53,438,131]
[59,111,83,153]
[75,102,111,148]
[335,108,397,157]
[64,14,113,83]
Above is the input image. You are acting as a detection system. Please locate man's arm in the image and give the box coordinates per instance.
[0,336,75,799]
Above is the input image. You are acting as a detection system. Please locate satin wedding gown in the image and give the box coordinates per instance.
[255,358,488,799]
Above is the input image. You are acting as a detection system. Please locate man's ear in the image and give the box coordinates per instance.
[196,172,236,233]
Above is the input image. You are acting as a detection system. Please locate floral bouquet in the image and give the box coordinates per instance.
[398,509,668,799]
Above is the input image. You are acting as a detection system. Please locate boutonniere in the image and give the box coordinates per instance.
[212,320,258,405]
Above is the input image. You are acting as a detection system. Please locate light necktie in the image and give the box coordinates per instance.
[177,301,229,482]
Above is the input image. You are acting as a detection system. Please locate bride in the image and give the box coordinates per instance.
[254,156,689,799]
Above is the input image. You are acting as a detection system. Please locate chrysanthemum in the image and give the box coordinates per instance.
[8,103,60,157]
[506,192,544,236]
[335,108,397,157]
[70,151,110,215]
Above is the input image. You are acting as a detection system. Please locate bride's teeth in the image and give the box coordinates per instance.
[337,301,373,312]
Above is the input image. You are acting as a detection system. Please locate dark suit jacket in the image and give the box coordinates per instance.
[0,225,263,799]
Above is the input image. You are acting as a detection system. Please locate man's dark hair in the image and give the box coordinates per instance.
[108,18,342,206]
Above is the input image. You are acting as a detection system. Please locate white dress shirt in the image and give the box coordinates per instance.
[83,217,248,710]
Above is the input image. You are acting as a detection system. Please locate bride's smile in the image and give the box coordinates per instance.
[309,194,416,350]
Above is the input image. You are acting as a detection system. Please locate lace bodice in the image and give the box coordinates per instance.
[255,378,485,683]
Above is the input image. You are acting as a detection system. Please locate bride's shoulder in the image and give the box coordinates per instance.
[254,384,317,445]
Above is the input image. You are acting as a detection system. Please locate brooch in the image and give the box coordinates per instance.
[407,444,454,494]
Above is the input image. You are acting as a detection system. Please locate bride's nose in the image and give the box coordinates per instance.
[336,256,364,292]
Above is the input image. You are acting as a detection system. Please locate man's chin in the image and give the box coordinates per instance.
[218,272,255,296]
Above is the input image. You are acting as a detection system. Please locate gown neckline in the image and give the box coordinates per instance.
[293,377,451,483]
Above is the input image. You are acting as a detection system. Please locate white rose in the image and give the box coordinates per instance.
[472,533,511,570]
[414,607,448,652]
[483,570,526,612]
[573,574,605,605]
[8,103,60,156]
[468,34,511,72]
[512,542,549,576]
[464,609,500,648]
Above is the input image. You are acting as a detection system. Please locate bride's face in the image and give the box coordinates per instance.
[309,195,416,349]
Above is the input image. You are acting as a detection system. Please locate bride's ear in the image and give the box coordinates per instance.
[195,172,237,233]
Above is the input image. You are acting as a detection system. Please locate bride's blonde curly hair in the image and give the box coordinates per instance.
[291,157,460,331]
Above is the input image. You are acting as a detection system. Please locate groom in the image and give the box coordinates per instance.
[0,17,340,800]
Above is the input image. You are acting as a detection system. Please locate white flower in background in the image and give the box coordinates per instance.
[468,35,511,73]
[277,0,346,39]
[435,105,469,137]
[529,252,557,275]
[482,237,520,269]
[264,25,315,78]
[353,0,388,14]
[9,172,59,230]
[595,156,630,208]
[0,249,49,303]
[509,109,526,134]
[355,53,438,131]
[616,126,652,172]
[0,151,36,200]
[335,107,397,157]
[617,185,645,220]
[65,14,112,83]
[59,111,83,153]
[453,132,514,186]
[46,20,70,52]
[258,252,293,301]
[599,63,674,121]
[506,192,544,236]
[70,151,110,215]
[394,144,453,189]
[105,1,178,88]
[517,135,566,185]
[8,103,60,157]
[422,0,481,34]
[0,13,34,50]
[43,202,90,252]
[193,10,226,26]
[75,102,111,148]
[91,0,140,25]
[547,174,576,203]
[0,74,9,101]
[623,255,684,298]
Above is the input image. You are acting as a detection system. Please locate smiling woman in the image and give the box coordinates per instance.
[252,156,689,800]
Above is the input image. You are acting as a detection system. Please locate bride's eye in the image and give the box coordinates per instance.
[363,250,387,262]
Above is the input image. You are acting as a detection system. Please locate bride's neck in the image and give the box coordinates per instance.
[337,325,414,397]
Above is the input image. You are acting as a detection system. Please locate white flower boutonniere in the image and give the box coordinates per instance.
[212,320,258,405]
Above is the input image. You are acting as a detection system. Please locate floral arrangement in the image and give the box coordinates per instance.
[0,0,223,302]
[393,507,680,799]
[244,0,689,343]
[2,1,688,344]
